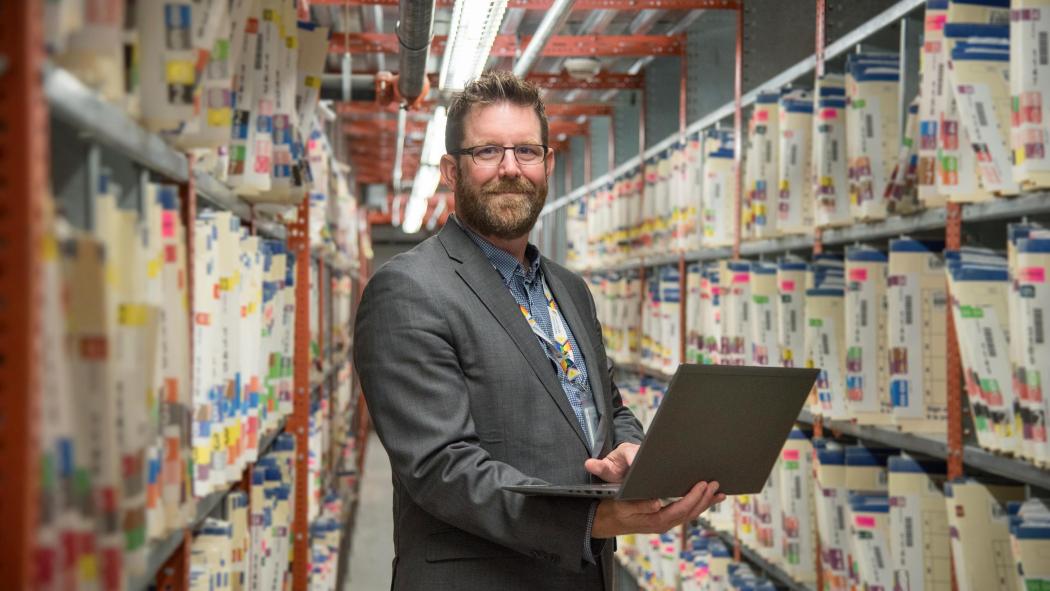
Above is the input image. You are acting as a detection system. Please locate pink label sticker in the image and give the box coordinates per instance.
[820,108,839,120]
[755,111,769,123]
[926,14,947,30]
[780,280,796,292]
[849,268,868,281]
[1019,267,1046,284]
[162,211,176,238]
[733,273,750,284]
[855,515,876,529]
[782,449,800,461]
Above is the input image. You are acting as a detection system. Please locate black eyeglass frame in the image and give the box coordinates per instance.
[451,144,551,167]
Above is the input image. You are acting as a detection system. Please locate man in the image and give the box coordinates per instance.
[354,71,724,591]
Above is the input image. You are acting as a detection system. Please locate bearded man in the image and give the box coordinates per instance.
[354,71,723,591]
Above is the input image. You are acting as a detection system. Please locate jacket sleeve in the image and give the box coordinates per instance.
[354,265,594,571]
[579,274,645,448]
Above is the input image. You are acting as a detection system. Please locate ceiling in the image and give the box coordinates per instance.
[307,1,728,193]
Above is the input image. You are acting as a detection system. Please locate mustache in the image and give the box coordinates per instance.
[481,178,537,195]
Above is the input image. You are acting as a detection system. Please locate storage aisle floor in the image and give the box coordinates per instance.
[346,432,395,590]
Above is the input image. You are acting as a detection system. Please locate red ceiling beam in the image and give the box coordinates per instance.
[338,101,614,117]
[337,100,439,116]
[545,104,614,117]
[548,120,590,137]
[343,119,429,135]
[330,34,684,57]
[314,0,739,9]
[527,72,643,89]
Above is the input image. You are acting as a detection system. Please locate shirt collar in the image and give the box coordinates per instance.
[453,215,542,285]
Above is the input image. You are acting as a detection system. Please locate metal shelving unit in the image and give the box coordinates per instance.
[45,65,289,241]
[568,1,1050,589]
[24,53,370,591]
[696,518,815,591]
[542,0,929,219]
[580,189,1050,274]
[128,418,289,591]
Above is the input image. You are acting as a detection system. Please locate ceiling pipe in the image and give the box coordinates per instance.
[512,0,576,77]
[397,0,436,104]
[320,74,380,101]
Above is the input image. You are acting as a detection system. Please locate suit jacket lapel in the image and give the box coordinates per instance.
[438,222,590,452]
[541,260,611,457]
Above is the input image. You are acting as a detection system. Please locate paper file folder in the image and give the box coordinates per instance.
[815,444,850,591]
[777,91,815,234]
[846,247,894,426]
[777,259,807,369]
[749,262,780,367]
[812,76,851,228]
[778,428,818,584]
[887,240,949,433]
[888,455,951,591]
[1010,0,1050,191]
[945,478,1025,591]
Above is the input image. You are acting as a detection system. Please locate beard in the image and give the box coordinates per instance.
[454,165,548,240]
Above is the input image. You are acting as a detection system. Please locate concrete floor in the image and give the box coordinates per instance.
[345,432,395,590]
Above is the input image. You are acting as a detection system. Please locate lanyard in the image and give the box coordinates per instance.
[519,277,600,450]
[518,278,587,388]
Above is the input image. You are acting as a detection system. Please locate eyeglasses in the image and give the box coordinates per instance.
[452,144,549,167]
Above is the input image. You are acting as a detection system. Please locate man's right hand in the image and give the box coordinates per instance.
[590,481,725,539]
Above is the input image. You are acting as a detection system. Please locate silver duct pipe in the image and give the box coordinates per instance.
[320,74,380,100]
[397,0,436,103]
[513,0,576,77]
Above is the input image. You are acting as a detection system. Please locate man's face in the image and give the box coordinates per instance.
[439,102,555,240]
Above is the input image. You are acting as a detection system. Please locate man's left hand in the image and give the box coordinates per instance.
[584,442,639,484]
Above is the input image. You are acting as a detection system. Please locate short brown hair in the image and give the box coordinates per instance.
[444,70,549,154]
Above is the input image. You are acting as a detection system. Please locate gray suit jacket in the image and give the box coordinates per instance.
[354,219,644,590]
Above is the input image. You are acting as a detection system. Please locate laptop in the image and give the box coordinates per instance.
[504,364,818,500]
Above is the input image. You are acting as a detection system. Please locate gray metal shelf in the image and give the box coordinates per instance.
[575,190,1050,274]
[45,66,189,182]
[46,64,293,242]
[612,359,674,382]
[795,410,1050,490]
[696,517,815,591]
[963,191,1050,223]
[312,350,354,404]
[194,171,288,241]
[130,417,288,591]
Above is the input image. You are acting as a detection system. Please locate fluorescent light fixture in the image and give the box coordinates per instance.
[439,0,508,91]
[402,107,449,233]
[316,100,337,122]
[420,106,447,167]
[402,165,442,234]
[426,194,448,232]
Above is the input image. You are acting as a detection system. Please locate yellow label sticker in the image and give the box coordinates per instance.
[166,60,196,85]
[194,444,212,466]
[80,555,98,581]
[119,304,150,327]
[42,235,58,261]
[207,108,232,127]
